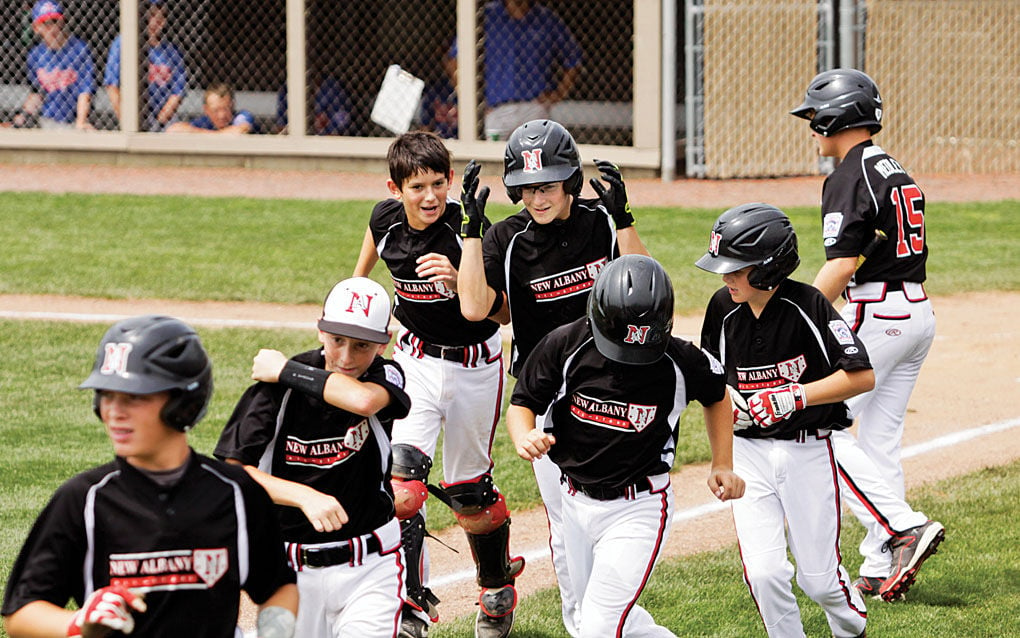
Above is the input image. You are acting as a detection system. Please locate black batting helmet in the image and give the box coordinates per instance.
[695,203,800,291]
[80,315,213,432]
[588,255,674,365]
[790,68,883,136]
[503,119,583,204]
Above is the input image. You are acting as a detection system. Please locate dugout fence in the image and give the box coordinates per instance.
[1,0,1018,178]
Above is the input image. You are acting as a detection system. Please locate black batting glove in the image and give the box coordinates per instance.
[589,158,634,229]
[461,159,491,239]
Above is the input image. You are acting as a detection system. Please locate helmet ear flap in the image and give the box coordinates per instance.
[746,234,800,290]
[564,171,583,197]
[506,185,522,204]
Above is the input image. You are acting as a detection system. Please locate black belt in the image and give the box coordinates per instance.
[400,333,491,364]
[299,536,381,568]
[562,475,652,501]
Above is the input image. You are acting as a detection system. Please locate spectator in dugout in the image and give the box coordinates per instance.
[274,75,358,136]
[167,83,259,134]
[418,41,458,139]
[104,0,187,132]
[15,0,96,130]
[446,0,582,141]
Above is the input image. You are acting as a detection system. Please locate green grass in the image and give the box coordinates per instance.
[3,191,1020,636]
[432,461,1020,637]
[3,193,1018,314]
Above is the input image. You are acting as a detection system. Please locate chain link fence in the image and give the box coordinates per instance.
[1,0,638,145]
[686,0,826,178]
[866,0,1020,174]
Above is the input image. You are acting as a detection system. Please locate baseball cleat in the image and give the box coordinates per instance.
[399,607,430,638]
[475,608,514,638]
[475,585,516,638]
[880,520,945,601]
[853,576,884,600]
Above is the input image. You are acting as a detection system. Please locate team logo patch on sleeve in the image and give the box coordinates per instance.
[823,212,844,246]
[828,319,856,345]
[384,363,405,388]
[701,348,726,375]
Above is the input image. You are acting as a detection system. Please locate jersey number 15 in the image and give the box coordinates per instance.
[891,184,924,258]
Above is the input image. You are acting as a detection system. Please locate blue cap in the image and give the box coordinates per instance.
[32,0,64,24]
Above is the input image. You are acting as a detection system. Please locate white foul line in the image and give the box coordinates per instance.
[430,415,1020,589]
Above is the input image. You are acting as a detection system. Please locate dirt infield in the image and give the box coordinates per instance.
[4,161,1020,630]
[4,162,1020,208]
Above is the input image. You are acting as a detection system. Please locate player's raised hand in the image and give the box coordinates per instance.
[298,488,349,533]
[67,585,147,637]
[514,430,556,461]
[589,158,634,229]
[461,159,491,239]
[747,383,807,429]
[252,349,288,383]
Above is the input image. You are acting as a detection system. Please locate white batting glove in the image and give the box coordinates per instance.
[67,585,147,637]
[747,383,807,429]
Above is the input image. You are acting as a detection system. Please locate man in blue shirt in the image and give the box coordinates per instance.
[19,0,96,130]
[104,0,187,132]
[167,83,258,134]
[448,0,582,140]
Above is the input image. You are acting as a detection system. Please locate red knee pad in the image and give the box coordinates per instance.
[455,492,509,534]
[392,478,428,520]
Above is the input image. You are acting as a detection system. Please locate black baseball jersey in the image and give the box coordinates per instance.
[483,197,620,376]
[2,452,295,637]
[821,141,927,284]
[369,198,500,347]
[215,349,411,544]
[700,280,872,440]
[511,316,727,488]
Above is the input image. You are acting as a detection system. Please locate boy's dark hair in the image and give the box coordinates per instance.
[387,131,451,187]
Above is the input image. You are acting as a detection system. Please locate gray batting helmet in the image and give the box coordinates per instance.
[80,315,213,432]
[503,119,583,204]
[790,68,883,136]
[695,203,800,291]
[588,255,674,365]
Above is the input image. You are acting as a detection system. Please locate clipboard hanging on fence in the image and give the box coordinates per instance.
[371,64,425,135]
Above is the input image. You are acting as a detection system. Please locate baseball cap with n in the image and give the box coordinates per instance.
[32,0,64,24]
[318,277,392,344]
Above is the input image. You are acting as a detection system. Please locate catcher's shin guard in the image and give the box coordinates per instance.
[465,519,525,590]
[400,512,440,621]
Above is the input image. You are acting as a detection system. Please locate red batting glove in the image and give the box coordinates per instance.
[747,384,807,428]
[67,585,147,637]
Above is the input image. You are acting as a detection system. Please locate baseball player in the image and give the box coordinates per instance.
[215,278,411,638]
[458,119,655,637]
[792,69,944,601]
[508,255,743,638]
[2,315,298,638]
[18,0,96,130]
[351,131,522,638]
[697,204,872,638]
